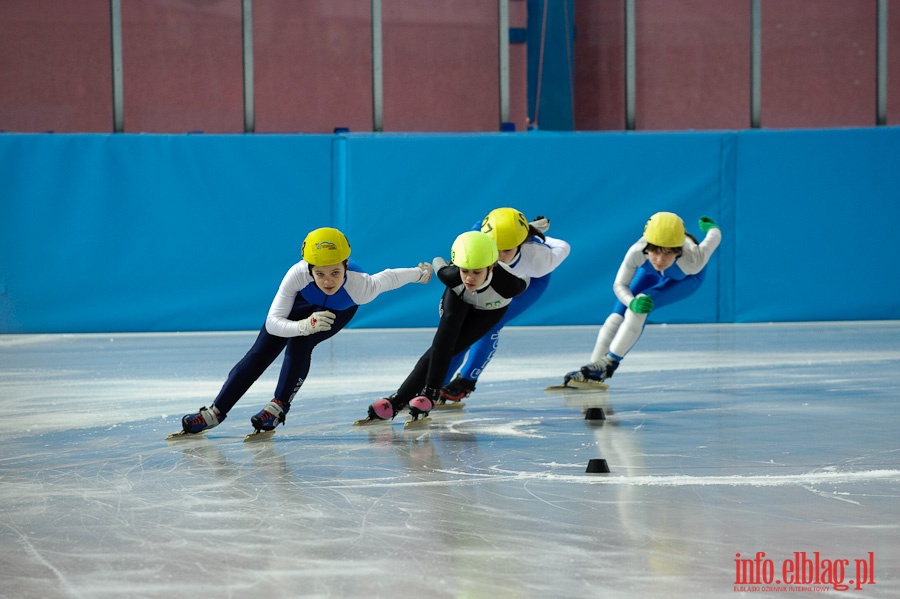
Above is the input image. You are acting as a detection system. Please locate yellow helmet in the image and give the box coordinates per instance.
[301,227,351,266]
[481,207,529,251]
[451,231,499,269]
[643,212,685,248]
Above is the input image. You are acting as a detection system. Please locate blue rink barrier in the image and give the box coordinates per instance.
[1,128,898,333]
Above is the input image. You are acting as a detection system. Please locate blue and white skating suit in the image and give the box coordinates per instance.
[591,227,722,364]
[214,260,424,415]
[265,260,422,336]
[446,234,570,383]
[612,229,721,311]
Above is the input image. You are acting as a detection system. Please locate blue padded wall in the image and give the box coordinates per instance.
[1,127,898,333]
[732,128,900,321]
[339,131,725,329]
[0,134,333,332]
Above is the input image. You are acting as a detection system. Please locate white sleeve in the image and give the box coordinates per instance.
[612,240,648,306]
[518,235,571,278]
[265,263,311,337]
[676,228,722,275]
[345,267,423,305]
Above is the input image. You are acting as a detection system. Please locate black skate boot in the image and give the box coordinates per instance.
[580,355,619,381]
[563,355,619,387]
[439,376,476,404]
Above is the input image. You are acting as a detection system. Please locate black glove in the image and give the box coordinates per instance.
[530,215,550,234]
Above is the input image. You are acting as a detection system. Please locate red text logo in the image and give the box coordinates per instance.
[734,551,875,592]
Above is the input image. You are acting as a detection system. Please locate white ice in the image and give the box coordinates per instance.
[1,322,898,598]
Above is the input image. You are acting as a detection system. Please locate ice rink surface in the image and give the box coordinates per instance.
[1,322,898,598]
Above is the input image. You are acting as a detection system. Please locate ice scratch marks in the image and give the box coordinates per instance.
[2,522,88,599]
[320,468,900,491]
[474,468,900,488]
[800,485,862,505]
[441,418,545,439]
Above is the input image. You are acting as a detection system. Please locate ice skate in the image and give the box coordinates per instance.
[579,354,619,382]
[549,356,618,391]
[353,396,398,426]
[169,405,225,439]
[244,429,277,442]
[405,387,438,428]
[545,372,609,392]
[250,398,287,433]
[555,355,618,390]
[437,376,475,410]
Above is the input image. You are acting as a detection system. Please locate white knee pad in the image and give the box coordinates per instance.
[590,313,624,363]
[609,310,647,358]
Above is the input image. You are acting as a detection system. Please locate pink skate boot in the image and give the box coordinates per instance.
[353,395,399,426]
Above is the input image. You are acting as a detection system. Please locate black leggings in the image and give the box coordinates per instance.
[212,304,358,415]
[392,288,508,409]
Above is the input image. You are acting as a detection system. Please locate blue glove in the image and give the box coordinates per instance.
[699,216,719,234]
[629,295,654,314]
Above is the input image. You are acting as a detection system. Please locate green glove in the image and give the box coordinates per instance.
[629,295,654,314]
[699,216,719,234]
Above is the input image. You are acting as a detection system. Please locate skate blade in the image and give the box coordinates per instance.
[566,380,609,389]
[166,430,207,440]
[244,429,276,442]
[353,416,391,427]
[403,416,432,429]
[545,381,609,392]
[433,401,465,411]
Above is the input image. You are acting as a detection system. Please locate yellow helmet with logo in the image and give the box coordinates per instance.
[451,231,499,269]
[481,207,530,251]
[643,212,685,248]
[301,227,351,266]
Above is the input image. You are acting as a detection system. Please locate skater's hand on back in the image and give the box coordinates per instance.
[297,310,336,335]
[699,216,719,234]
[416,262,433,284]
[529,215,550,234]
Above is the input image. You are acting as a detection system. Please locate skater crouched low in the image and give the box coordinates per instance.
[179,227,432,436]
[564,212,722,387]
[360,231,527,425]
[441,207,570,404]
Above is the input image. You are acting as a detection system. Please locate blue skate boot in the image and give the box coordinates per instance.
[250,398,287,432]
[181,405,225,434]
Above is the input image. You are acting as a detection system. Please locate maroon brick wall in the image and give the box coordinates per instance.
[0,0,892,133]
